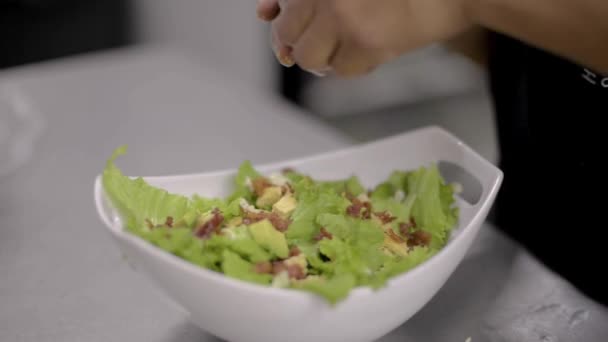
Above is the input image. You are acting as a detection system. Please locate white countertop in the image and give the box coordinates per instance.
[0,46,605,342]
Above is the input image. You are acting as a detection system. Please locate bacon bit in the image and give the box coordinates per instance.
[374,211,396,224]
[145,217,175,230]
[243,210,291,232]
[399,222,413,236]
[243,210,266,224]
[269,213,291,232]
[398,218,429,246]
[286,264,306,280]
[387,229,406,244]
[346,196,363,217]
[346,196,372,219]
[314,227,333,241]
[362,202,372,220]
[289,246,301,257]
[252,177,272,197]
[399,218,418,236]
[194,211,224,239]
[265,261,306,280]
[272,261,287,274]
[254,261,273,274]
[408,230,432,247]
[346,203,362,217]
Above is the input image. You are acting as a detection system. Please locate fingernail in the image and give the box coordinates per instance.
[309,70,327,77]
[275,45,294,67]
[308,66,332,77]
[277,53,295,67]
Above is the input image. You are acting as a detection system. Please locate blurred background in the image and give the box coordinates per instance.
[0,0,497,165]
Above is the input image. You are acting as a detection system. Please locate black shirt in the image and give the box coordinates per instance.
[488,32,607,306]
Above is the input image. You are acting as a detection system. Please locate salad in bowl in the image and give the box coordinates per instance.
[103,146,459,304]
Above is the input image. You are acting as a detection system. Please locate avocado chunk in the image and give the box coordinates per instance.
[272,193,297,217]
[248,219,289,258]
[256,186,283,208]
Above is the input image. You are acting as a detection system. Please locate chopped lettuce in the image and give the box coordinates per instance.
[320,175,366,196]
[102,146,191,233]
[369,247,436,288]
[286,182,350,243]
[101,147,459,305]
[227,160,260,202]
[370,182,394,200]
[221,250,272,285]
[294,274,357,305]
[408,164,457,249]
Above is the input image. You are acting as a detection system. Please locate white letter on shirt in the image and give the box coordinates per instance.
[582,68,597,85]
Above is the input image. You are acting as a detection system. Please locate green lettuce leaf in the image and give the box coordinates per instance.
[298,242,334,275]
[180,240,222,271]
[440,182,460,229]
[370,182,394,200]
[371,194,417,226]
[320,175,366,196]
[316,213,350,240]
[227,160,260,202]
[388,170,410,194]
[295,274,357,305]
[368,246,436,288]
[191,195,226,213]
[229,238,273,263]
[221,250,272,285]
[286,183,350,243]
[387,247,437,277]
[408,164,458,249]
[316,219,385,283]
[206,231,272,263]
[147,227,194,254]
[102,146,191,232]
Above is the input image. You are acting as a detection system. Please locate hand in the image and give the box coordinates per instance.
[257,0,473,77]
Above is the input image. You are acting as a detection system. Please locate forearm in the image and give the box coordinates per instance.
[467,0,608,72]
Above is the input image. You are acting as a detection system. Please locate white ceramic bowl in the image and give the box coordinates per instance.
[94,126,502,342]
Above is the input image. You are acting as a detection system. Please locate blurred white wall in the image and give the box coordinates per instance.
[133,0,276,90]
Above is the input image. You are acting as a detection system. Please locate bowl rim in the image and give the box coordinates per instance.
[94,125,503,304]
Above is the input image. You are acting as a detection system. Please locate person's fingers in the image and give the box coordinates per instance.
[256,0,280,21]
[272,0,316,46]
[271,27,295,67]
[329,40,384,78]
[291,10,338,74]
